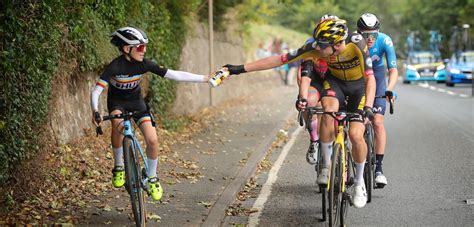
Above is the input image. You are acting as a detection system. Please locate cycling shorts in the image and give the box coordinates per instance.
[373,67,387,115]
[322,73,366,122]
[308,72,325,100]
[107,96,151,125]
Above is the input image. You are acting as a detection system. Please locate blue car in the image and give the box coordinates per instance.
[446,51,474,87]
[403,51,447,84]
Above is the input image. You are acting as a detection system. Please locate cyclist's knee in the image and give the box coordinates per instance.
[349,124,364,142]
[146,136,159,149]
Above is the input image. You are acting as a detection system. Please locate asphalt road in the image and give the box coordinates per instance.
[243,80,474,226]
[81,78,473,226]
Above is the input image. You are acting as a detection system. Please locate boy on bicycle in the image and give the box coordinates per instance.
[91,26,209,201]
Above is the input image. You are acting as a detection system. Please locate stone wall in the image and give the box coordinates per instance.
[47,22,280,144]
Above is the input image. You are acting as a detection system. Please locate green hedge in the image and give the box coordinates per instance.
[0,0,213,184]
[0,0,241,185]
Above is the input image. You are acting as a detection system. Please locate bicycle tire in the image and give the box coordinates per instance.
[123,137,146,227]
[340,146,354,226]
[364,124,375,203]
[328,143,342,227]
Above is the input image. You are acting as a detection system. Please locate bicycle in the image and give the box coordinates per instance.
[298,106,326,221]
[323,111,360,227]
[96,111,154,227]
[364,95,395,203]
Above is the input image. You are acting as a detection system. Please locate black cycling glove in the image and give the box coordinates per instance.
[223,64,246,75]
[363,106,374,121]
[295,96,308,111]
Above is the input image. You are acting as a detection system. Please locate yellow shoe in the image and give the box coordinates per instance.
[147,177,163,201]
[112,166,125,188]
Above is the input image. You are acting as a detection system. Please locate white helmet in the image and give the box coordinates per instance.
[111,26,149,47]
[357,13,380,31]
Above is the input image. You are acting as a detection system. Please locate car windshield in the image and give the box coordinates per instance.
[409,53,438,64]
[451,52,474,63]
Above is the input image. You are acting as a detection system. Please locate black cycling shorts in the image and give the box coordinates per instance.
[321,73,366,122]
[107,96,151,124]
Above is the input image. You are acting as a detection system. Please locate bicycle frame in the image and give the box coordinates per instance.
[122,119,149,183]
[326,114,349,193]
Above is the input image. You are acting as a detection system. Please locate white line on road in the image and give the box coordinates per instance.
[417,83,471,98]
[446,91,456,96]
[248,125,303,227]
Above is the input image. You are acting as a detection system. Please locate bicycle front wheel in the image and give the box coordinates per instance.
[364,124,375,203]
[328,143,343,227]
[123,137,146,227]
[340,146,354,226]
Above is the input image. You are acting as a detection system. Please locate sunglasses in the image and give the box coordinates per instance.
[361,31,379,40]
[130,44,146,52]
[315,41,332,49]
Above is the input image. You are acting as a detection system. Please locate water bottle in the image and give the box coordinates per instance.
[209,68,230,87]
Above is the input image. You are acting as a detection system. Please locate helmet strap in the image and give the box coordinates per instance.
[331,45,337,55]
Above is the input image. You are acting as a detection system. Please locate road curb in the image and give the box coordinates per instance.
[201,109,297,227]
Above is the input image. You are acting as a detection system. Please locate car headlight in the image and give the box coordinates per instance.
[450,69,461,74]
[436,65,445,70]
[407,65,416,71]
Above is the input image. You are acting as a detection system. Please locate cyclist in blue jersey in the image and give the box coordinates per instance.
[357,13,398,188]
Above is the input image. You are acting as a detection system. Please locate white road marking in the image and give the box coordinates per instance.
[415,82,471,98]
[248,126,303,227]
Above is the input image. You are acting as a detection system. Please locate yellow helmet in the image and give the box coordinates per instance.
[312,18,348,45]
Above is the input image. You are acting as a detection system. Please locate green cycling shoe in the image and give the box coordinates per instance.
[147,177,163,201]
[112,166,125,188]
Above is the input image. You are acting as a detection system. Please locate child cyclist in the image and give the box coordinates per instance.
[91,26,209,201]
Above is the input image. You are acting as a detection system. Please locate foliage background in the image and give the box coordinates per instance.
[235,0,474,57]
[0,0,237,184]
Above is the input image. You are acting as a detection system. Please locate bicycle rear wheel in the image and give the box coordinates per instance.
[123,137,146,227]
[364,124,375,203]
[328,143,342,227]
[316,143,326,221]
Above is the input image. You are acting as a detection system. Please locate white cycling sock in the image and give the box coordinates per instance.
[321,142,333,167]
[355,161,365,186]
[147,158,158,178]
[113,147,124,167]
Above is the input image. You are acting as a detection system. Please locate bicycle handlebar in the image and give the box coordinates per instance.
[297,106,324,127]
[375,95,394,115]
[95,111,147,136]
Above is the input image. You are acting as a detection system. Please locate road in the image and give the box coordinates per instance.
[81,79,473,226]
[235,80,474,226]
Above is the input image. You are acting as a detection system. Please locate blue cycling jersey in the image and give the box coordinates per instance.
[369,32,397,69]
[369,32,397,115]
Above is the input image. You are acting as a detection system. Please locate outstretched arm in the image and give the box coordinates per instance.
[225,41,318,75]
[245,55,284,72]
[164,69,208,82]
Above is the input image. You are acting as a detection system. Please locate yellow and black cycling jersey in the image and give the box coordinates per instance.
[281,33,374,81]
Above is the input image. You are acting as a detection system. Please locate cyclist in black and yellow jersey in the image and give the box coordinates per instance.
[223,18,375,208]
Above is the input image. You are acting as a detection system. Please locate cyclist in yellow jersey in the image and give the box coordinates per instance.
[223,18,375,208]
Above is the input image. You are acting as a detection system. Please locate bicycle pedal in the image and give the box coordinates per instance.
[375,183,386,189]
